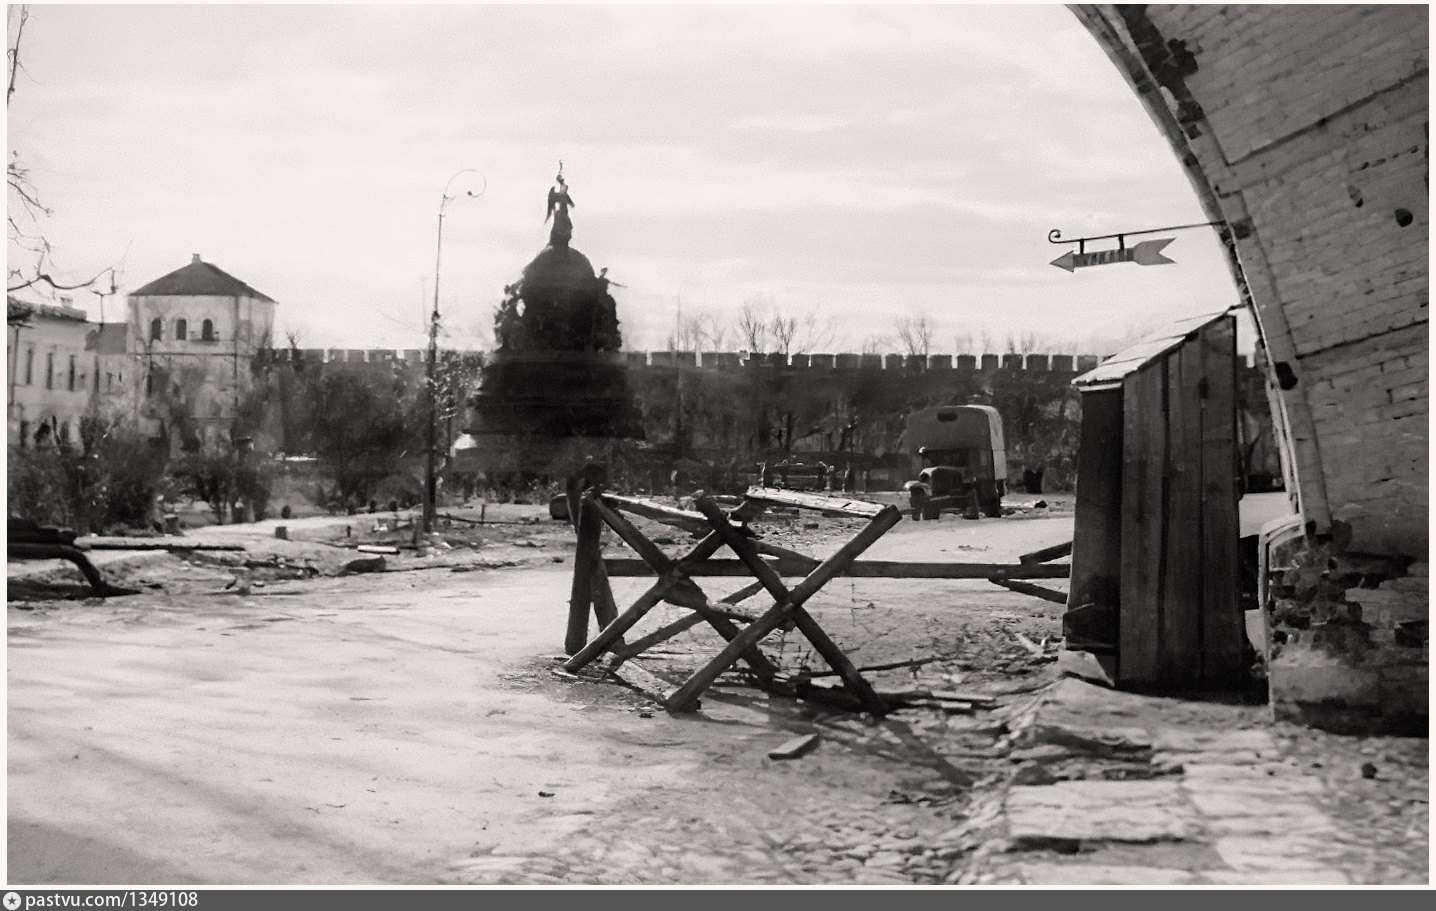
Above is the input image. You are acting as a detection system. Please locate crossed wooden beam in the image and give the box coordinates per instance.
[563,487,902,715]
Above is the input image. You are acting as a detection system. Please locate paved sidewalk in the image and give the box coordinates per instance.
[960,678,1428,885]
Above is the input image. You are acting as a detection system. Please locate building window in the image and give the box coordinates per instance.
[175,318,188,341]
[68,354,77,391]
[23,346,33,385]
[201,319,215,341]
[93,357,100,393]
[150,318,163,341]
[18,420,28,448]
[45,352,54,389]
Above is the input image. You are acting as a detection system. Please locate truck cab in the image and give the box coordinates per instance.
[902,405,1006,519]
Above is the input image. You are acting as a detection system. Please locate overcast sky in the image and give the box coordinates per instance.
[8,2,1246,354]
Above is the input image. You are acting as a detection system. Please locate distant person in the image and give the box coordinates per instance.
[760,461,773,488]
[843,463,856,493]
[816,461,829,491]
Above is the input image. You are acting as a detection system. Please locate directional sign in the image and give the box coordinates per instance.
[1051,237,1176,272]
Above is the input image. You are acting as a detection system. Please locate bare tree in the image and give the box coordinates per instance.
[736,298,770,355]
[769,310,798,357]
[7,6,112,295]
[894,309,935,358]
[791,308,835,354]
[860,333,893,355]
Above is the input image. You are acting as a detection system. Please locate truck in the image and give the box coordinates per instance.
[901,404,1007,520]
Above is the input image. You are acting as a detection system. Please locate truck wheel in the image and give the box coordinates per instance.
[978,482,1003,518]
[909,491,927,521]
[923,503,941,521]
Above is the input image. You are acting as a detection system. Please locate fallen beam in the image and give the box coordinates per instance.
[1019,540,1074,565]
[598,494,710,534]
[605,558,1071,579]
[743,486,886,519]
[76,538,246,552]
[991,577,1068,603]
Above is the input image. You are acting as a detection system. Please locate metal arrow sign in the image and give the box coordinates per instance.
[1050,238,1176,272]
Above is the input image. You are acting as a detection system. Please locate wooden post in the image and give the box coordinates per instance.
[669,497,897,714]
[565,490,604,656]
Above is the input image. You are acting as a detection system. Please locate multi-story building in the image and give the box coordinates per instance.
[127,254,277,450]
[6,296,126,448]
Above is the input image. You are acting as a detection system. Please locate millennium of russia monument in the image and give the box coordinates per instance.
[468,166,644,477]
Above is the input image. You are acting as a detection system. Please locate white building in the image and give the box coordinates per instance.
[127,254,277,449]
[6,296,126,448]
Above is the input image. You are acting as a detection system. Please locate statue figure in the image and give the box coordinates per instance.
[545,161,576,248]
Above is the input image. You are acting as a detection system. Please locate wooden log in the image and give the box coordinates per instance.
[610,577,768,662]
[669,497,896,715]
[7,543,136,596]
[76,539,246,552]
[743,486,885,518]
[590,497,682,571]
[767,733,821,760]
[1019,540,1073,565]
[607,658,674,705]
[565,572,689,671]
[752,539,821,568]
[604,558,1070,579]
[598,494,709,535]
[990,577,1069,604]
[565,492,604,656]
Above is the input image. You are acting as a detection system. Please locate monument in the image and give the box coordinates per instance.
[468,165,644,477]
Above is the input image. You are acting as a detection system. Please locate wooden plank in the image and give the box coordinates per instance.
[767,733,821,760]
[1199,316,1246,683]
[990,577,1068,604]
[1119,363,1165,683]
[599,493,709,534]
[1020,540,1074,565]
[1068,388,1123,624]
[603,558,1069,579]
[742,486,885,518]
[1160,337,1204,685]
[607,658,674,705]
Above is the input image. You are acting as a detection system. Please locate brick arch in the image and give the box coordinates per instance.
[1072,4,1428,558]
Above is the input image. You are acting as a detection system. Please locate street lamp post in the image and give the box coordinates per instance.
[424,169,485,534]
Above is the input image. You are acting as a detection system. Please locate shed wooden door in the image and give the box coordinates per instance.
[1119,316,1245,686]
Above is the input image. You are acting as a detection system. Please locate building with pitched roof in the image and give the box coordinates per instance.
[127,254,277,450]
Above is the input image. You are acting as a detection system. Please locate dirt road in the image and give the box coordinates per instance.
[8,504,1073,885]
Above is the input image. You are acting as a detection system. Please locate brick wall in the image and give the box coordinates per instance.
[1077,4,1428,726]
[1079,3,1427,558]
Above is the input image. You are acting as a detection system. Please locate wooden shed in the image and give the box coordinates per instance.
[1064,311,1247,688]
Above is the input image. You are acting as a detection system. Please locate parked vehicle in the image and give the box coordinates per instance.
[901,405,1006,520]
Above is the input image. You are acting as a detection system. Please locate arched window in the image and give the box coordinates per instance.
[201,319,215,341]
[150,318,163,340]
[175,318,188,341]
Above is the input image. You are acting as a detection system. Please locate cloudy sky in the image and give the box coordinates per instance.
[8,2,1245,354]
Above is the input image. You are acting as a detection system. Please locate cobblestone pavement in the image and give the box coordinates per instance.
[952,678,1429,886]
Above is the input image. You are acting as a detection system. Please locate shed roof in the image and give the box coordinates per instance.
[131,255,276,303]
[1073,310,1233,389]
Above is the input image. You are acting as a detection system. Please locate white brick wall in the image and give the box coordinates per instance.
[1106,4,1431,558]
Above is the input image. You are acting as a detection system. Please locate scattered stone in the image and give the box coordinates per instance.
[1360,761,1378,779]
[338,555,386,575]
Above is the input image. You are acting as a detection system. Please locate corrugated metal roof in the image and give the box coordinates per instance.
[131,257,276,303]
[1073,310,1232,388]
